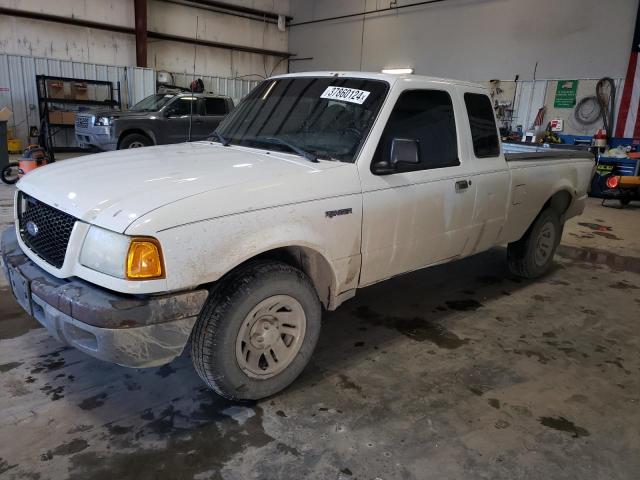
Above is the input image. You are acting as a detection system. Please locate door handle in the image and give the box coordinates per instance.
[194,119,204,124]
[455,180,471,192]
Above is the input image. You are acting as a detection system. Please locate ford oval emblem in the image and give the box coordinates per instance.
[26,221,39,237]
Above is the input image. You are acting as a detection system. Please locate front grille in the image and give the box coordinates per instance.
[18,192,76,268]
[75,116,90,129]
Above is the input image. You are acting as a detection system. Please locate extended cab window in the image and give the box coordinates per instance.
[204,98,227,115]
[373,89,459,172]
[464,93,500,157]
[166,96,197,117]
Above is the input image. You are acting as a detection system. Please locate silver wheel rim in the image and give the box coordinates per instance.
[534,221,556,266]
[128,141,145,148]
[235,295,306,379]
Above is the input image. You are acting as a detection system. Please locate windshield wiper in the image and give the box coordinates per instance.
[210,130,230,146]
[259,137,318,163]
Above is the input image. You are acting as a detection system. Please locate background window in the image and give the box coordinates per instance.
[204,98,228,115]
[373,89,459,172]
[464,92,500,157]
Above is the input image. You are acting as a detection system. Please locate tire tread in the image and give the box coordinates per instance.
[507,208,561,279]
[191,260,319,400]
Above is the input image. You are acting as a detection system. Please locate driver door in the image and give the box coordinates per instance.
[358,87,476,286]
[190,97,229,140]
[163,96,197,143]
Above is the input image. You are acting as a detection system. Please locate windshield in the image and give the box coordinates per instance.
[130,94,176,112]
[215,77,389,162]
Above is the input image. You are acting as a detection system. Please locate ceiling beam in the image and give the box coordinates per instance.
[157,0,292,23]
[0,7,292,58]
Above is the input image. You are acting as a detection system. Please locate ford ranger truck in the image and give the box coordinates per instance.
[1,72,594,400]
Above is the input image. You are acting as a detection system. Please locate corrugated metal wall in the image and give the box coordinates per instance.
[0,54,155,148]
[0,54,261,149]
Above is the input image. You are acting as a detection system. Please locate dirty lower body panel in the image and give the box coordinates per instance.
[1,227,208,367]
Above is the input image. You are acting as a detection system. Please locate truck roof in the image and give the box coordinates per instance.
[174,92,232,99]
[270,71,485,89]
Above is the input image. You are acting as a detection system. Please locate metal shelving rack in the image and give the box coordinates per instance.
[36,75,121,160]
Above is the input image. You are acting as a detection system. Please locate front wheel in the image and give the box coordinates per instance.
[507,208,561,279]
[119,133,152,149]
[1,162,20,185]
[191,260,322,400]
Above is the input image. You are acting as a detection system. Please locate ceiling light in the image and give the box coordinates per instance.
[381,68,414,74]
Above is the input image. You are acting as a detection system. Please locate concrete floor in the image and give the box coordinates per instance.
[0,171,639,480]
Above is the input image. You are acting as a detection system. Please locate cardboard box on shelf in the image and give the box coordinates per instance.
[71,82,89,100]
[48,111,63,124]
[61,111,76,125]
[46,80,66,99]
[0,107,12,121]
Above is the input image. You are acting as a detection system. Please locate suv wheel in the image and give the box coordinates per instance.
[119,133,152,149]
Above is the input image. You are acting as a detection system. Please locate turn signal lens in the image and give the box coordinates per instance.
[605,175,620,189]
[126,238,164,279]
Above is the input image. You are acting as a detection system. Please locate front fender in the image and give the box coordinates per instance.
[136,195,363,299]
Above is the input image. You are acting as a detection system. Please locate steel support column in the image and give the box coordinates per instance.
[134,0,148,68]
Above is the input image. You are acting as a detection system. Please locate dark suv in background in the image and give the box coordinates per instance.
[75,92,234,150]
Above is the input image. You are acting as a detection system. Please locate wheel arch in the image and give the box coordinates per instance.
[542,188,573,220]
[518,188,573,243]
[117,128,155,148]
[216,245,339,310]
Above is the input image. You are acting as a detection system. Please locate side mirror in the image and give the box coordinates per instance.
[390,138,419,166]
[371,137,420,175]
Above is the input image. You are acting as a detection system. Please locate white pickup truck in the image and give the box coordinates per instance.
[1,72,594,400]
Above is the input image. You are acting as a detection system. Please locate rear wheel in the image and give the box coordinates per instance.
[191,260,321,400]
[1,162,20,185]
[119,133,152,149]
[507,208,561,279]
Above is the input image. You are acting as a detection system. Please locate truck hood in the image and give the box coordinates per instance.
[17,142,351,233]
[88,109,152,120]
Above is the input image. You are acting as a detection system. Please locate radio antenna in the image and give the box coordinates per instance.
[188,15,199,142]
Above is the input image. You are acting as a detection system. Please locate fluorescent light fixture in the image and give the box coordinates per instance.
[381,68,414,74]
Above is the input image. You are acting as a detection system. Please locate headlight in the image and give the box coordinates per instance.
[80,226,164,280]
[80,226,130,278]
[94,116,113,126]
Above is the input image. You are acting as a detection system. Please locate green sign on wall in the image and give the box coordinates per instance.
[554,80,579,108]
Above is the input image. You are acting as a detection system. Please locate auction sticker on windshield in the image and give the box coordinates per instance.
[321,86,370,104]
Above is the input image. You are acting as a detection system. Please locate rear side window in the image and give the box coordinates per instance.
[464,93,499,157]
[204,98,227,115]
[373,89,459,172]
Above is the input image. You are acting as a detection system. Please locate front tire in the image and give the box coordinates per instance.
[119,133,152,149]
[191,260,322,400]
[507,208,561,279]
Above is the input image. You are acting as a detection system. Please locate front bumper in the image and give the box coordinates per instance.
[1,228,208,367]
[75,126,116,151]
